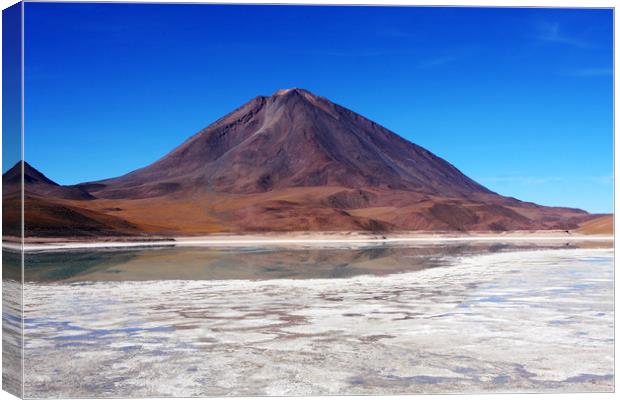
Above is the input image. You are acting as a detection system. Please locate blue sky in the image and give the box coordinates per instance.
[18,4,613,213]
[2,2,21,174]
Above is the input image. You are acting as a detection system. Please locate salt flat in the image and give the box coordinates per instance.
[4,231,613,252]
[17,247,614,397]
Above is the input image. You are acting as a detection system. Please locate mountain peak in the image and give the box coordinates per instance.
[2,160,96,200]
[273,87,311,96]
[271,88,323,104]
[3,160,58,187]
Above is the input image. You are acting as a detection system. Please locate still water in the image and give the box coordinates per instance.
[4,241,614,397]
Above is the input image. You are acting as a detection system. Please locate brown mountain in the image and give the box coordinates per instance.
[4,161,94,200]
[86,88,489,199]
[2,162,139,237]
[3,89,602,236]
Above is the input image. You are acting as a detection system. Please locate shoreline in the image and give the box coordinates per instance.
[2,231,614,252]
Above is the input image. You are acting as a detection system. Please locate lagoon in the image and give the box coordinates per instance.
[5,241,614,396]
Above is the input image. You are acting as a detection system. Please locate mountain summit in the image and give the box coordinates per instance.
[3,161,94,200]
[5,89,597,235]
[86,88,490,199]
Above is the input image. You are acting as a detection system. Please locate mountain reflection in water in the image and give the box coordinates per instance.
[20,241,606,283]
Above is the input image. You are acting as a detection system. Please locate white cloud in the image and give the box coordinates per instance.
[538,22,588,48]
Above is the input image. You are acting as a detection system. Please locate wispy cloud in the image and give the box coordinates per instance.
[305,50,389,58]
[377,27,416,40]
[416,45,480,70]
[417,55,456,69]
[563,67,613,77]
[481,175,612,186]
[481,176,566,185]
[538,22,589,48]
[589,175,614,185]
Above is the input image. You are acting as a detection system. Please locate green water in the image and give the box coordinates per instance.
[13,240,609,282]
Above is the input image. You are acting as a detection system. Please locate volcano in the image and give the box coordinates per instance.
[86,88,489,199]
[4,88,599,236]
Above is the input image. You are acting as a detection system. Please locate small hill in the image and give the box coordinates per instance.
[577,214,613,235]
[3,161,95,200]
[2,193,139,237]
